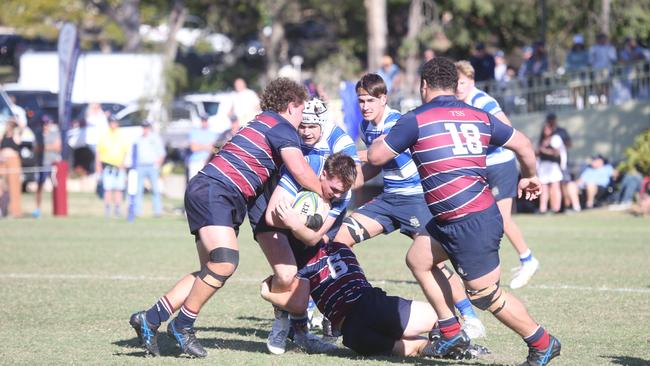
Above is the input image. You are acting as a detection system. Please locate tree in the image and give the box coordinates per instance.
[87,0,142,51]
[365,0,388,72]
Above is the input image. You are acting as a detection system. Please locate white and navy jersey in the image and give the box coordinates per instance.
[278,155,350,218]
[466,88,515,166]
[360,107,423,195]
[301,123,360,164]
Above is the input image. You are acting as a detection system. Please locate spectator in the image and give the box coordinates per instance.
[96,115,130,218]
[589,33,617,70]
[131,121,166,217]
[523,41,549,78]
[565,34,590,73]
[187,114,218,180]
[469,43,495,82]
[544,113,573,211]
[619,37,646,65]
[565,155,614,211]
[517,45,534,81]
[0,118,22,218]
[229,78,261,130]
[609,165,643,211]
[494,50,507,82]
[32,116,61,218]
[536,120,566,213]
[8,95,27,128]
[376,55,401,96]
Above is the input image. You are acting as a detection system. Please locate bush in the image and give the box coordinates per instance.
[617,128,650,174]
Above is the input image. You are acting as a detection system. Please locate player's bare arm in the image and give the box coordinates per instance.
[503,130,541,200]
[367,136,398,167]
[260,275,310,314]
[281,148,323,196]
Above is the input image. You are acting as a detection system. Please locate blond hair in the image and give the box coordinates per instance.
[455,60,475,80]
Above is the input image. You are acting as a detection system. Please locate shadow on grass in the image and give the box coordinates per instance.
[601,355,650,365]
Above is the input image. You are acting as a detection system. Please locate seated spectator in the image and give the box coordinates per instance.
[565,155,614,210]
[609,165,643,211]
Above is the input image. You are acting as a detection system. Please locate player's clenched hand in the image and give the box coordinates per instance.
[275,200,303,230]
[518,176,541,200]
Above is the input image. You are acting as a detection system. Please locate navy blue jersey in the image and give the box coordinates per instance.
[202,111,301,202]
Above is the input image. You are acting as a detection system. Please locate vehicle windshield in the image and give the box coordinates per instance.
[202,101,220,116]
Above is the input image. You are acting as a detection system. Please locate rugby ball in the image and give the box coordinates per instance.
[292,190,321,217]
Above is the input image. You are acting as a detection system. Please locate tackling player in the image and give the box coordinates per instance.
[247,98,361,354]
[455,60,540,289]
[128,78,322,358]
[367,57,560,366]
[262,152,357,354]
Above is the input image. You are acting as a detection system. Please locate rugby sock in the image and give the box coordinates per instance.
[290,312,309,333]
[524,325,550,351]
[145,296,173,327]
[519,249,533,263]
[175,304,198,329]
[438,316,461,338]
[455,298,478,319]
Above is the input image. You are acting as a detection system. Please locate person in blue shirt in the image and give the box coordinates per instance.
[565,155,614,210]
[186,115,218,180]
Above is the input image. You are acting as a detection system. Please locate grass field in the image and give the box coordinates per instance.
[1,192,649,365]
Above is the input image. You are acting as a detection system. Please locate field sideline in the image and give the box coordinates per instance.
[0,193,649,365]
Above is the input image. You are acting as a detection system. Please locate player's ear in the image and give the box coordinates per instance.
[380,94,387,106]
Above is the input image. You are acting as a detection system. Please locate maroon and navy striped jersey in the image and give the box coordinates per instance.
[201,111,302,202]
[297,242,371,327]
[383,95,515,221]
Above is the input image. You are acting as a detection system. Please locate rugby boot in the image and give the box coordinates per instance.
[519,335,561,366]
[292,329,339,353]
[267,308,290,355]
[167,318,207,358]
[430,329,471,358]
[129,311,160,356]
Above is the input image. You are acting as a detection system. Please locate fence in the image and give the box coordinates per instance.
[398,60,650,115]
[476,60,650,115]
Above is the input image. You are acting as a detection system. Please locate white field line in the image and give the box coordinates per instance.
[1,273,650,294]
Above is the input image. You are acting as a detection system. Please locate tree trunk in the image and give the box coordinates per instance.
[88,0,142,52]
[261,0,289,81]
[600,0,610,36]
[365,0,387,72]
[403,0,424,96]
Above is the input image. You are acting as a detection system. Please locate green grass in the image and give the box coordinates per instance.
[1,192,649,365]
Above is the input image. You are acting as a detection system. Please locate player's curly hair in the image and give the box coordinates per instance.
[355,73,387,98]
[421,57,458,92]
[324,152,357,191]
[260,77,308,113]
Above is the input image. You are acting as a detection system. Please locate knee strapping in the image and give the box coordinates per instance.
[440,264,455,280]
[343,216,369,243]
[198,248,239,289]
[467,282,507,314]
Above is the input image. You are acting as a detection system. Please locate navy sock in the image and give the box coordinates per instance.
[455,298,477,319]
[145,296,173,327]
[175,304,198,329]
[438,316,461,338]
[290,312,309,332]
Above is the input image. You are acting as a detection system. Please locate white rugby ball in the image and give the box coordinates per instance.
[292,190,321,217]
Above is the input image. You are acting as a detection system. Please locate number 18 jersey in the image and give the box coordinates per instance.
[383,95,515,221]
